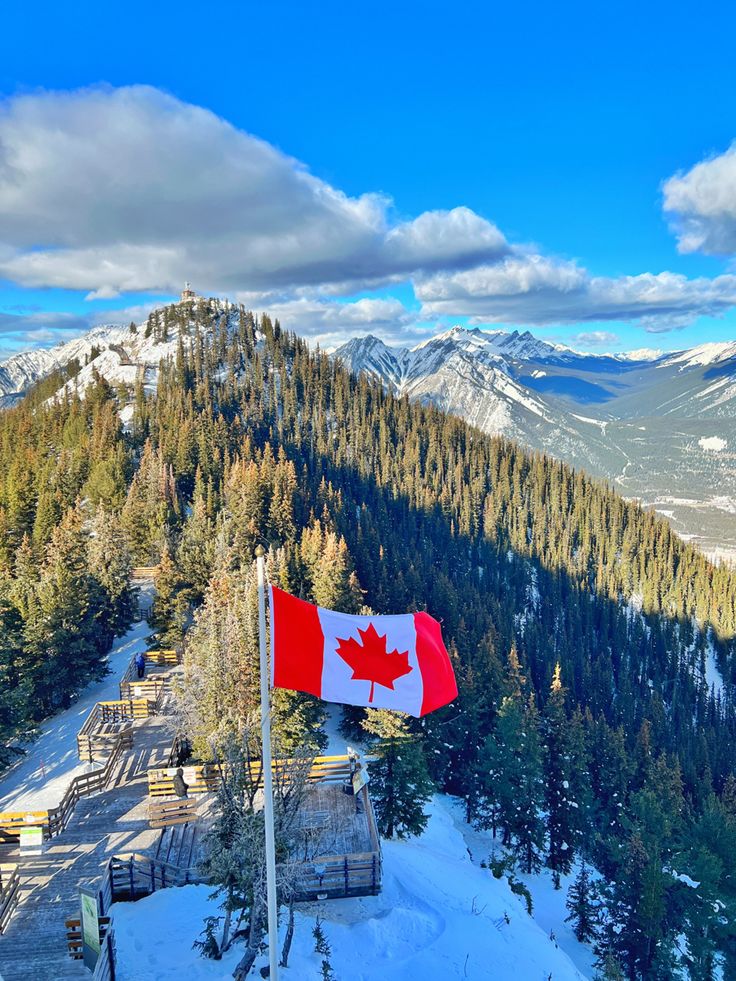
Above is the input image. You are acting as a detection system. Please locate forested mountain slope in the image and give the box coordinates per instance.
[336,328,736,560]
[1,298,735,977]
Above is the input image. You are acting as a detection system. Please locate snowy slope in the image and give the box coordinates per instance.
[0,619,149,811]
[663,340,736,369]
[112,796,589,981]
[0,298,238,399]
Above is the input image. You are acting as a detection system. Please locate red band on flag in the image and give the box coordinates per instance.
[414,611,458,716]
[270,586,324,697]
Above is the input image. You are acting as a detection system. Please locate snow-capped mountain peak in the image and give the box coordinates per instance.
[663,340,736,369]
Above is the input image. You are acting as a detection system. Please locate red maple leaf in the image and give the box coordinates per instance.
[335,622,412,703]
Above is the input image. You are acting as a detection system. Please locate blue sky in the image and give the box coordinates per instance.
[1,0,736,353]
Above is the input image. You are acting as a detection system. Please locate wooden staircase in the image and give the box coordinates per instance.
[154,819,199,872]
[0,717,177,981]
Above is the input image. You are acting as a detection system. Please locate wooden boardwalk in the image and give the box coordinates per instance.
[0,715,175,981]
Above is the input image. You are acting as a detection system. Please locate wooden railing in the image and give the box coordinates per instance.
[118,650,180,700]
[65,914,117,979]
[77,699,152,762]
[147,754,359,798]
[144,649,180,666]
[93,927,116,981]
[295,852,381,900]
[108,852,201,898]
[130,566,159,580]
[166,733,191,767]
[119,674,166,703]
[48,732,130,837]
[148,764,219,797]
[0,711,135,843]
[0,864,20,933]
[65,850,202,976]
[294,786,382,900]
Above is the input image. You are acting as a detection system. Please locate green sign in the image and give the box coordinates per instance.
[19,825,43,854]
[80,886,100,970]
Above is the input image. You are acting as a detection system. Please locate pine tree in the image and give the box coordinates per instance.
[87,508,135,646]
[565,860,597,943]
[177,484,215,601]
[478,650,544,872]
[0,576,29,759]
[361,709,434,839]
[543,664,577,885]
[149,543,186,648]
[27,505,101,713]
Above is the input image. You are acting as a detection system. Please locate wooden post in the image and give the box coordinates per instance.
[108,930,116,981]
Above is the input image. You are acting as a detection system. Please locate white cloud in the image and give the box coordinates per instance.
[663,144,736,255]
[416,254,736,331]
[244,295,427,348]
[0,86,505,296]
[2,85,736,347]
[573,330,619,347]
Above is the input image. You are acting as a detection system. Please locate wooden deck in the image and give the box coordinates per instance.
[288,779,382,901]
[291,782,374,861]
[0,707,178,980]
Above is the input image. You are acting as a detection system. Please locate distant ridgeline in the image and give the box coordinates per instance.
[0,298,735,975]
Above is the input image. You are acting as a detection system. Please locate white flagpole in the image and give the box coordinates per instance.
[256,545,279,980]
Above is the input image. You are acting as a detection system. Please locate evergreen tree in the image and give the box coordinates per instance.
[87,508,135,646]
[149,543,187,648]
[565,860,598,943]
[361,709,434,839]
[543,664,577,885]
[478,649,544,872]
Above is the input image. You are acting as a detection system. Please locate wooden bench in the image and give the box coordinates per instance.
[0,810,50,844]
[148,797,198,829]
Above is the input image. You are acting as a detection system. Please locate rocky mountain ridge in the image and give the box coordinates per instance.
[2,303,734,558]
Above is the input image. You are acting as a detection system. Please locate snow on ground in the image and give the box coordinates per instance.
[698,436,727,452]
[0,619,149,812]
[443,798,596,980]
[119,403,135,430]
[320,704,367,758]
[112,796,587,980]
[704,637,726,699]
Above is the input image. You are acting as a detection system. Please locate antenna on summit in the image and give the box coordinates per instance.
[180,282,197,302]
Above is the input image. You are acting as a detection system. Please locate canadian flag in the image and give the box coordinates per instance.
[270,586,457,717]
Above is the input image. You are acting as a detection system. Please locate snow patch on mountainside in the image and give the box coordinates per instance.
[699,436,727,452]
[49,348,140,403]
[665,341,736,369]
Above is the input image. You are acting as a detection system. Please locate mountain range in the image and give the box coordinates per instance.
[335,327,736,562]
[1,308,734,559]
